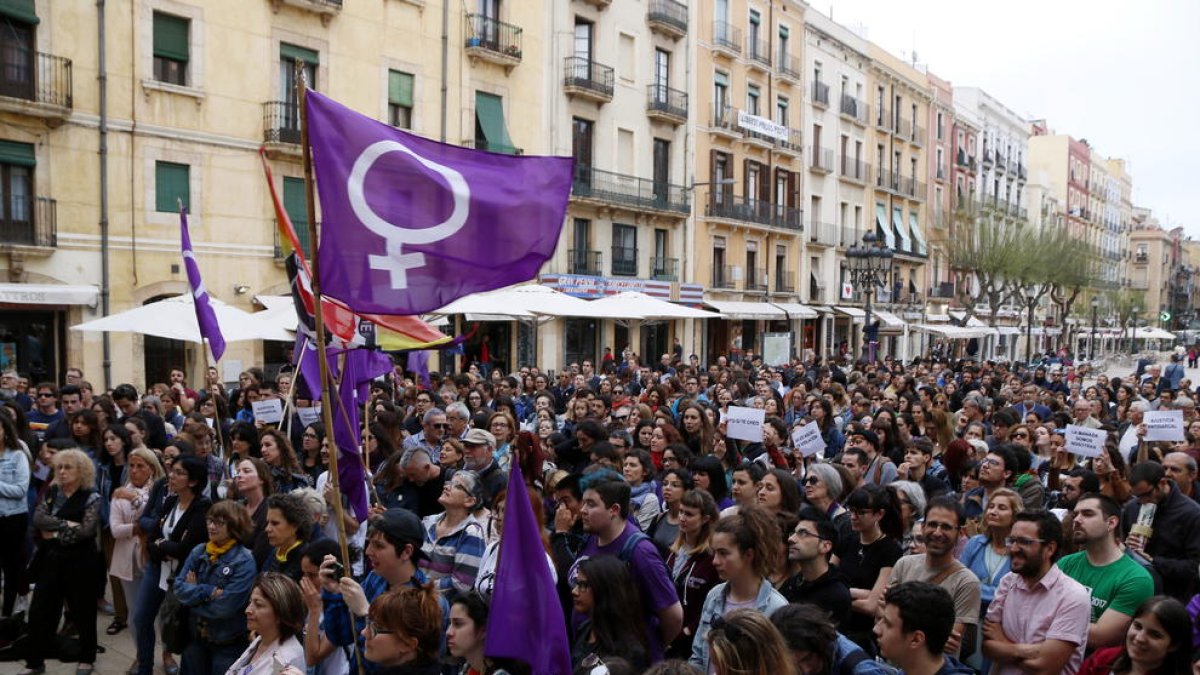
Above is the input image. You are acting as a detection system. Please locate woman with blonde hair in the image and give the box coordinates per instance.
[706,609,796,675]
[108,446,164,636]
[958,486,1023,673]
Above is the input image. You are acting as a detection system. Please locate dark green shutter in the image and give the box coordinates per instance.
[280,43,319,65]
[155,161,189,213]
[475,92,513,152]
[0,0,38,25]
[0,140,35,167]
[282,177,312,256]
[388,70,413,107]
[153,12,189,63]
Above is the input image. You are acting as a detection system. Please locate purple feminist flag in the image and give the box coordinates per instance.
[484,462,572,675]
[180,208,226,361]
[305,90,574,315]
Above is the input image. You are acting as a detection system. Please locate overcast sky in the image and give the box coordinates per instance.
[823,0,1200,238]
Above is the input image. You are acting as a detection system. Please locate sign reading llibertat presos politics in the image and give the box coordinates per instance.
[736,110,790,142]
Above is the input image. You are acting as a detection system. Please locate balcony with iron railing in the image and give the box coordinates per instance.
[563,56,614,103]
[774,270,795,294]
[263,100,302,158]
[711,21,742,58]
[712,264,736,289]
[707,193,802,231]
[274,0,343,18]
[572,166,689,214]
[0,51,72,124]
[0,196,56,252]
[748,39,771,70]
[929,281,955,299]
[461,139,524,155]
[611,246,638,276]
[876,107,892,130]
[646,0,687,38]
[809,220,838,246]
[646,83,687,125]
[812,80,830,107]
[839,157,868,184]
[777,128,803,156]
[745,268,768,293]
[839,94,867,124]
[710,104,741,138]
[567,249,603,276]
[651,256,679,281]
[896,117,912,139]
[840,225,861,248]
[909,124,925,146]
[809,147,834,174]
[465,14,523,67]
[777,54,801,83]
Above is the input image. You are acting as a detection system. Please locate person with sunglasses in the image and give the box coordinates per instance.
[401,408,449,465]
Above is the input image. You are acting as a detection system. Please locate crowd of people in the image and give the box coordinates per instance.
[0,346,1199,675]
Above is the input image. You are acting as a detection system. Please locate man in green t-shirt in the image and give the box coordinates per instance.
[1057,493,1155,650]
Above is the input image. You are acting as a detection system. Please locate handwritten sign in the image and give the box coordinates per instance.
[251,398,284,424]
[791,422,826,457]
[296,405,322,428]
[1065,424,1106,458]
[725,406,766,442]
[1144,410,1185,442]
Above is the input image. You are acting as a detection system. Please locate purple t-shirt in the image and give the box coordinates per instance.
[569,522,680,661]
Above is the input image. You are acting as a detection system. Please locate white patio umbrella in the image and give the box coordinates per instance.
[71,294,268,343]
[587,291,718,320]
[432,288,536,319]
[503,284,643,319]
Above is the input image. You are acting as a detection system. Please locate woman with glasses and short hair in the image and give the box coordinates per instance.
[226,572,307,675]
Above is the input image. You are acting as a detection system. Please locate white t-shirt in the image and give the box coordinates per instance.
[158,502,186,591]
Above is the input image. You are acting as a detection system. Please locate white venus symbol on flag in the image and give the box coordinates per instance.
[346,139,471,290]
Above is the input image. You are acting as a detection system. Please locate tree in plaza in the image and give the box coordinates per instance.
[940,205,1025,327]
[1107,288,1146,351]
[1043,230,1104,350]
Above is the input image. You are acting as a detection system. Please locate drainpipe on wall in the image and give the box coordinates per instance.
[440,0,448,142]
[97,0,111,389]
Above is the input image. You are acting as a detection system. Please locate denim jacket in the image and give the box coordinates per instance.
[0,448,30,517]
[688,579,789,671]
[174,542,256,644]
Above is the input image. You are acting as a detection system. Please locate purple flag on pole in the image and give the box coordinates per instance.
[483,462,572,675]
[295,335,392,521]
[305,90,574,315]
[180,207,226,361]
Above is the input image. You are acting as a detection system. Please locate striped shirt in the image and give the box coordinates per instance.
[420,512,486,594]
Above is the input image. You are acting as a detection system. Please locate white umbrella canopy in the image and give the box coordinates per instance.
[505,284,642,319]
[71,294,268,343]
[588,291,717,320]
[432,288,536,318]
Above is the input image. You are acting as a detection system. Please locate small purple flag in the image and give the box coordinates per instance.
[484,462,572,675]
[305,90,574,315]
[295,335,393,521]
[180,207,226,361]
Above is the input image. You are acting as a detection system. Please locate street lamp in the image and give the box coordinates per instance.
[1090,297,1099,361]
[846,232,893,363]
[1131,307,1139,356]
[1025,286,1037,364]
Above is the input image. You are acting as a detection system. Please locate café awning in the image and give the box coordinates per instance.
[704,300,788,320]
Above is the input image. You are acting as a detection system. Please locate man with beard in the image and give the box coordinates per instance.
[982,510,1090,675]
[888,497,981,658]
[1056,494,1154,650]
[779,507,851,626]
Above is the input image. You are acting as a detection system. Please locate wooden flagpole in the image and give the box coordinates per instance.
[296,64,354,580]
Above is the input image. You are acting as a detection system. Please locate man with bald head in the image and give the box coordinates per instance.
[1164,452,1200,503]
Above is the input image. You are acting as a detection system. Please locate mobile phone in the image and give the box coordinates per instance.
[326,561,345,579]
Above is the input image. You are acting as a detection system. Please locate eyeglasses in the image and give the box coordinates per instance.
[802,476,821,486]
[1004,536,1046,548]
[791,529,826,541]
[850,508,878,517]
[432,423,451,430]
[365,620,393,638]
[572,578,591,591]
[37,392,54,398]
[981,457,1002,467]
[1011,432,1029,439]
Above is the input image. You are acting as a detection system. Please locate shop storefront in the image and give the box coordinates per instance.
[0,283,99,383]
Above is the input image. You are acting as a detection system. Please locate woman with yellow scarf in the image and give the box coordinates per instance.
[173,499,258,675]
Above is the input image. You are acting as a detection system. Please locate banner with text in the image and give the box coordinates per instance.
[1065,423,1106,458]
[725,406,766,442]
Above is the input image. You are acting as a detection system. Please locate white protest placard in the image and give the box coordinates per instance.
[790,421,826,457]
[724,406,766,442]
[296,405,322,428]
[1065,423,1106,458]
[1144,410,1185,442]
[251,398,284,424]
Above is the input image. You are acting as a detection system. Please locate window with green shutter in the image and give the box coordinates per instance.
[155,161,189,213]
[153,12,189,85]
[282,177,312,257]
[0,0,38,25]
[388,70,413,129]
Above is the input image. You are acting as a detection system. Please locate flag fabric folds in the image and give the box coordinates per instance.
[483,462,572,675]
[305,89,574,316]
[179,207,227,361]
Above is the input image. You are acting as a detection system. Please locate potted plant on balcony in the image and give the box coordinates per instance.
[504,44,522,58]
[467,36,482,48]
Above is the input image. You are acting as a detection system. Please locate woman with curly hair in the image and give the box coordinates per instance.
[571,555,650,673]
[262,492,314,582]
[260,429,310,494]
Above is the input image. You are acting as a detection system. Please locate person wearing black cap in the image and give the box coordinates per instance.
[316,508,448,672]
[846,426,897,486]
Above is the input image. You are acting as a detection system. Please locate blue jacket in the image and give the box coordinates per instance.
[833,634,896,674]
[689,579,788,671]
[174,542,256,644]
[958,534,1010,604]
[0,448,30,517]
